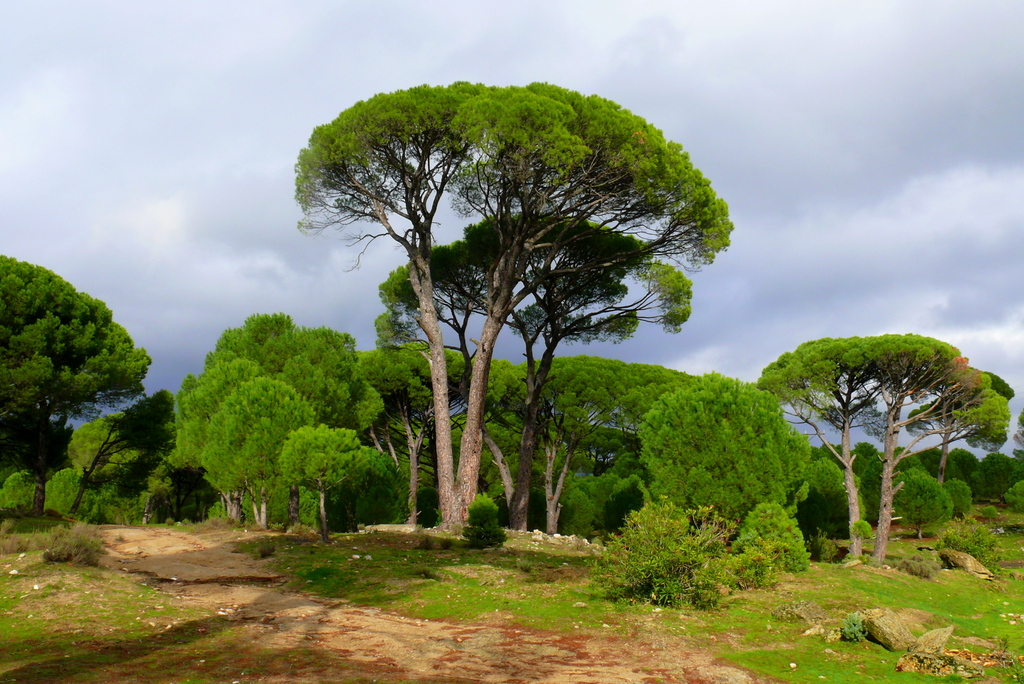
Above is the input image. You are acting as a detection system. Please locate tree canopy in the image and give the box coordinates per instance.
[0,255,150,514]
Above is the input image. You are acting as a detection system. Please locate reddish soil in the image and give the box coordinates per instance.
[98,526,774,684]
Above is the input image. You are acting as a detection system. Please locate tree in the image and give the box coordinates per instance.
[280,425,375,541]
[381,221,693,531]
[296,83,732,524]
[206,377,315,528]
[0,256,150,514]
[894,470,952,538]
[641,373,810,521]
[758,338,883,556]
[66,390,175,516]
[908,371,1011,483]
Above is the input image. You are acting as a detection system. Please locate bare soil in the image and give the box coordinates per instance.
[97,525,773,684]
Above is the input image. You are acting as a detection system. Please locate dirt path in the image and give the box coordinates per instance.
[98,526,770,684]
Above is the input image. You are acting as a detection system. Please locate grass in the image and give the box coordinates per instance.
[6,507,1024,682]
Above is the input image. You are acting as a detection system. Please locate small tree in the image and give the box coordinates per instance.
[733,502,810,573]
[463,494,506,549]
[895,470,952,538]
[1005,480,1024,513]
[280,425,374,541]
[943,479,973,518]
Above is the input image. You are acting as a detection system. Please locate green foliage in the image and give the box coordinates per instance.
[974,452,1018,501]
[641,373,810,521]
[895,470,952,536]
[0,471,33,510]
[937,518,1002,568]
[980,504,999,519]
[841,612,867,642]
[591,502,732,609]
[41,523,105,566]
[796,458,850,539]
[944,478,974,518]
[850,519,873,541]
[1005,480,1024,513]
[602,474,646,534]
[728,538,782,590]
[44,468,81,515]
[559,486,598,538]
[464,494,506,549]
[807,531,839,563]
[734,502,810,573]
[417,487,440,528]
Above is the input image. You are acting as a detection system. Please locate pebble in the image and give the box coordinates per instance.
[8,570,17,575]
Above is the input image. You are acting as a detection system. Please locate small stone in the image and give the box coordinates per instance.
[802,624,827,637]
[896,652,984,678]
[364,555,372,561]
[573,602,587,608]
[352,554,361,559]
[8,569,17,575]
[789,662,797,669]
[33,585,39,590]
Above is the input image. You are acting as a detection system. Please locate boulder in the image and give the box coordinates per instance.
[938,549,995,580]
[912,626,955,654]
[895,652,984,678]
[861,609,916,651]
[771,600,829,624]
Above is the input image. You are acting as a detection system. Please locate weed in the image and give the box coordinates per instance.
[896,554,941,579]
[414,534,437,550]
[287,522,318,538]
[840,612,867,642]
[252,541,277,559]
[437,536,455,550]
[0,519,35,554]
[41,523,104,566]
[413,566,442,580]
[515,557,535,574]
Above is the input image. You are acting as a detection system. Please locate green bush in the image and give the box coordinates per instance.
[591,502,732,609]
[980,505,999,520]
[728,538,781,590]
[944,479,974,518]
[937,518,1001,569]
[0,471,34,510]
[807,530,839,563]
[896,555,941,580]
[1005,481,1024,513]
[463,494,506,549]
[733,502,810,573]
[42,523,105,566]
[851,519,872,541]
[841,612,867,642]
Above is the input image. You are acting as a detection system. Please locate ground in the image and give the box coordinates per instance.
[73,525,771,684]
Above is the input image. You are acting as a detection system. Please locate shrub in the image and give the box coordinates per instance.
[463,494,507,549]
[841,612,867,642]
[0,471,34,510]
[980,505,999,520]
[591,502,733,609]
[252,541,276,559]
[807,531,839,563]
[944,479,974,518]
[851,519,872,541]
[733,502,810,573]
[896,554,941,580]
[728,538,781,590]
[1006,481,1024,513]
[42,524,105,566]
[937,518,1001,569]
[0,519,34,555]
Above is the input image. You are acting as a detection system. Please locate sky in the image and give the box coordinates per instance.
[2,2,1024,447]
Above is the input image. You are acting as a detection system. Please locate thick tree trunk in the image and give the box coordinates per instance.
[511,392,541,531]
[454,316,504,523]
[224,491,243,521]
[288,485,301,527]
[843,463,864,556]
[874,443,900,562]
[937,439,950,484]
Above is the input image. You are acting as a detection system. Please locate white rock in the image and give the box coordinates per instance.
[8,569,18,575]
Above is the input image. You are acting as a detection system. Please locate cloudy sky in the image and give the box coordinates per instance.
[3,2,1023,444]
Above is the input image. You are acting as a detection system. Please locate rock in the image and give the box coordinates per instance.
[842,559,863,568]
[823,628,843,643]
[895,652,984,678]
[939,549,995,580]
[861,609,916,651]
[362,524,418,534]
[801,624,826,637]
[771,600,829,624]
[912,626,955,654]
[572,602,587,608]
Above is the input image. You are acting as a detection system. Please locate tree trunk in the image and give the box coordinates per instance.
[873,444,899,562]
[288,485,301,527]
[544,441,573,536]
[843,462,864,557]
[32,412,49,516]
[318,486,330,542]
[937,438,950,484]
[224,491,243,521]
[481,426,515,512]
[454,316,504,523]
[511,390,541,531]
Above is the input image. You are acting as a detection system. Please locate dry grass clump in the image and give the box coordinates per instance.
[41,523,105,566]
